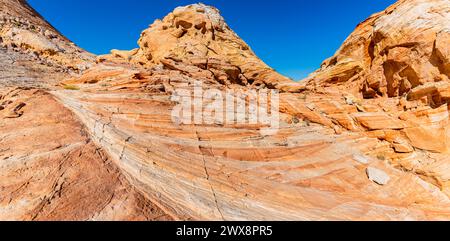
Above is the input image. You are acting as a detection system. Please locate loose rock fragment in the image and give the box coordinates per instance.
[366,167,391,186]
[353,154,370,164]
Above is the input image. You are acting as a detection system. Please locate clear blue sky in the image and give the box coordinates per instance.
[28,0,396,80]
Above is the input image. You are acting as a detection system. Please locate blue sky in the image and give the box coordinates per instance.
[28,0,396,79]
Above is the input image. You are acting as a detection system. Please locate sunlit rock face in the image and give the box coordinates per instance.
[2,0,450,221]
[0,88,172,221]
[0,0,170,221]
[301,0,450,198]
[56,2,450,220]
[97,3,304,93]
[306,0,449,98]
[0,0,94,87]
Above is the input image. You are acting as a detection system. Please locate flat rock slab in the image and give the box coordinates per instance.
[353,154,370,164]
[353,113,406,130]
[366,167,391,185]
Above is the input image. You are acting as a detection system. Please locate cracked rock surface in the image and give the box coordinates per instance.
[1,0,450,221]
[0,88,172,220]
[0,0,171,221]
[55,1,450,220]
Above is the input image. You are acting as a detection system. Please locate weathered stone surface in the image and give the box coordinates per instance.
[306,0,450,98]
[0,0,94,83]
[392,140,414,153]
[1,0,450,221]
[353,113,406,130]
[353,154,370,164]
[97,3,304,93]
[53,84,450,220]
[366,167,391,186]
[301,0,450,200]
[0,88,171,221]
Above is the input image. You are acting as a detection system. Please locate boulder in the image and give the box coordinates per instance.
[353,112,406,130]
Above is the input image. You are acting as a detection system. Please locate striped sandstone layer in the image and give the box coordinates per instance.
[55,62,450,220]
[57,1,450,220]
[2,0,450,220]
[0,0,170,220]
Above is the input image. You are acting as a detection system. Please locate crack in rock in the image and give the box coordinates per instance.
[195,130,225,220]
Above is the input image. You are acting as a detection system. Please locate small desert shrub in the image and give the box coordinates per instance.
[376,154,386,161]
[63,85,80,91]
[43,49,58,56]
[298,94,308,100]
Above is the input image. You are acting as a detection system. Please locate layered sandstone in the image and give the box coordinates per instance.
[55,66,450,220]
[0,0,94,87]
[0,88,171,220]
[303,0,450,197]
[1,0,450,221]
[305,0,449,98]
[54,2,450,220]
[0,0,170,221]
[97,4,304,92]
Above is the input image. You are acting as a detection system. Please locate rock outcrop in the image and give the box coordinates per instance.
[54,72,450,220]
[0,88,172,220]
[1,0,450,221]
[97,4,304,92]
[54,2,450,220]
[0,0,170,220]
[306,0,449,98]
[302,0,450,198]
[0,0,94,87]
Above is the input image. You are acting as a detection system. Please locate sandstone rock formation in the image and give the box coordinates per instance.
[301,0,450,199]
[97,3,304,92]
[1,0,450,221]
[54,72,450,220]
[54,1,450,220]
[0,0,94,87]
[0,0,170,221]
[0,88,172,220]
[306,0,449,98]
[366,167,391,185]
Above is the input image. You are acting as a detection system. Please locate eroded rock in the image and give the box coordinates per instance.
[366,167,391,185]
[2,0,450,221]
[97,3,304,92]
[306,0,450,99]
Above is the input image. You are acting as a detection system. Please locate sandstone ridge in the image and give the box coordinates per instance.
[0,0,94,86]
[299,0,450,197]
[98,3,304,92]
[0,0,170,220]
[55,1,450,220]
[306,0,449,99]
[2,0,450,221]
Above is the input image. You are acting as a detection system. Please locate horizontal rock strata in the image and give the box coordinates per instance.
[54,61,450,220]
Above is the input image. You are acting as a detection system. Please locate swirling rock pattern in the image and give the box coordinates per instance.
[1,0,450,220]
[54,60,450,220]
[0,88,172,220]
